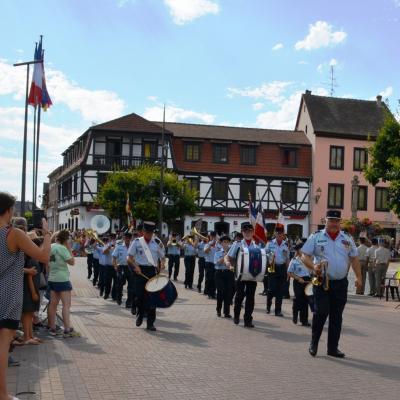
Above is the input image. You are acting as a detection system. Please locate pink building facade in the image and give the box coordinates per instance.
[296,91,399,238]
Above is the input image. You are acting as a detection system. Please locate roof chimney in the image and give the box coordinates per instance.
[305,90,312,95]
[376,95,382,106]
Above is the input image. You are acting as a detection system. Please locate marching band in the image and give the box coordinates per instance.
[83,208,361,358]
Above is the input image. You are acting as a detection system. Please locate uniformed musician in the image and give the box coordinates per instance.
[196,233,208,293]
[214,235,234,318]
[84,238,95,280]
[301,210,361,358]
[204,231,218,299]
[182,235,197,289]
[127,221,166,331]
[166,233,181,281]
[287,243,311,326]
[112,232,133,306]
[103,234,117,301]
[266,225,290,316]
[226,222,258,328]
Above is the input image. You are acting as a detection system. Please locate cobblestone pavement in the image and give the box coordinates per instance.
[8,258,400,400]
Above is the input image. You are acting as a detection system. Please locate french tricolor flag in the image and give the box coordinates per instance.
[249,199,267,244]
[28,41,43,107]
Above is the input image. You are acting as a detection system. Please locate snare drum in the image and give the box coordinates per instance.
[145,275,178,308]
[235,247,267,282]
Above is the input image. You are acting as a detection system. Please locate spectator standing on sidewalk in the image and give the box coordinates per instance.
[356,237,369,295]
[374,239,391,297]
[366,238,378,296]
[0,192,50,400]
[47,230,79,337]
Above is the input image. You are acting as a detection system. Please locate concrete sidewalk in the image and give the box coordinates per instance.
[8,258,400,400]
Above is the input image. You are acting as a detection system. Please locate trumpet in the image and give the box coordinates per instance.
[312,260,329,291]
[85,228,105,246]
[267,253,275,273]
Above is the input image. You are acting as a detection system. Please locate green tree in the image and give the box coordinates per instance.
[96,164,199,226]
[24,211,33,224]
[364,114,400,216]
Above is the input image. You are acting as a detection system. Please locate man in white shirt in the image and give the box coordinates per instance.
[374,239,391,297]
[365,238,378,296]
[356,237,368,295]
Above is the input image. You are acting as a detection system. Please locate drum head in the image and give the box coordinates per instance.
[304,282,314,297]
[146,275,169,292]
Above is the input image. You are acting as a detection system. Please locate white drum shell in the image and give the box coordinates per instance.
[236,247,267,282]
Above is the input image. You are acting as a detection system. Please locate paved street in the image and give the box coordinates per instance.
[8,258,400,400]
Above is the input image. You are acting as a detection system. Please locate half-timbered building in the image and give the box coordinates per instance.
[48,113,312,238]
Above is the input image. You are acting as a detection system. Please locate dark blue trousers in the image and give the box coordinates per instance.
[312,278,348,352]
[197,257,205,290]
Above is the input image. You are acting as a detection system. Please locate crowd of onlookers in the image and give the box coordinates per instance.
[0,192,80,400]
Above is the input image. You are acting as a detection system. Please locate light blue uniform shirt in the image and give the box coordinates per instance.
[184,243,197,257]
[266,239,290,265]
[287,256,310,278]
[204,240,219,263]
[102,243,115,266]
[112,243,130,266]
[97,245,106,265]
[214,247,229,270]
[197,241,206,258]
[167,241,181,256]
[128,237,165,266]
[301,229,358,280]
[93,244,102,260]
[227,239,259,259]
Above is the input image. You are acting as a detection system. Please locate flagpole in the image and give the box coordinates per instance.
[32,105,37,205]
[158,104,165,235]
[13,59,42,216]
[34,105,41,205]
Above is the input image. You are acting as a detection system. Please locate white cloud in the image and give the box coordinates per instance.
[0,107,82,157]
[46,69,125,122]
[298,60,308,65]
[147,95,158,102]
[255,87,328,130]
[143,104,215,124]
[295,21,347,51]
[0,155,60,201]
[394,0,400,7]
[164,0,219,25]
[379,86,393,98]
[0,60,125,123]
[227,81,292,103]
[317,58,339,73]
[252,102,264,111]
[272,43,283,51]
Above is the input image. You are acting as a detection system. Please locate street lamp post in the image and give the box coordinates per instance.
[351,175,360,221]
[158,105,166,235]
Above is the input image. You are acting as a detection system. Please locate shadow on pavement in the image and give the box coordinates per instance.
[327,356,400,381]
[155,318,192,331]
[155,330,209,348]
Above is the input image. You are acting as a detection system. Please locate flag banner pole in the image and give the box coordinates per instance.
[34,105,41,204]
[32,105,37,205]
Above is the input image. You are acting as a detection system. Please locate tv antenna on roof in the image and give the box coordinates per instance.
[321,65,339,96]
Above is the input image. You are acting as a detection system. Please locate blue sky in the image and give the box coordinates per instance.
[1,0,399,201]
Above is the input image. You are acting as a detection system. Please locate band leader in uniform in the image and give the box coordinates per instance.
[301,210,362,358]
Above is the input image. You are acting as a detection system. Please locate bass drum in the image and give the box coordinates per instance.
[235,247,267,282]
[145,275,178,308]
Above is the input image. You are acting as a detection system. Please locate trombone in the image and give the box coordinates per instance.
[85,228,106,246]
[182,227,208,243]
